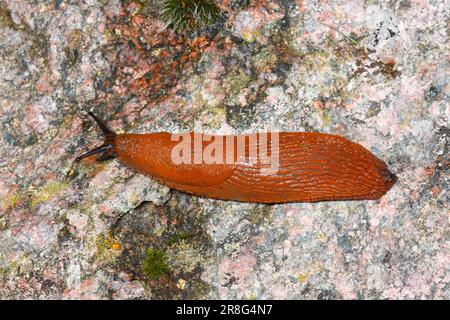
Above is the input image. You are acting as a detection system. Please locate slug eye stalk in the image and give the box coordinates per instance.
[75,112,117,162]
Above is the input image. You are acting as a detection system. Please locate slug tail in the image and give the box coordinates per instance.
[75,112,117,162]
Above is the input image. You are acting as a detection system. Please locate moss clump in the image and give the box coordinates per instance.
[160,0,221,32]
[143,248,171,280]
[166,231,193,246]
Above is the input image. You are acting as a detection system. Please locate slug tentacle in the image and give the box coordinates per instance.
[75,143,114,162]
[75,112,117,162]
[87,111,114,136]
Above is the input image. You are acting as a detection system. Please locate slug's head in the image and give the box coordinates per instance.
[75,112,117,162]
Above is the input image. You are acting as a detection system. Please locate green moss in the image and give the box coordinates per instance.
[143,248,171,280]
[160,0,221,32]
[166,231,193,246]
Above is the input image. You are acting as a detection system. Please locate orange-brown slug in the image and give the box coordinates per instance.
[76,112,397,203]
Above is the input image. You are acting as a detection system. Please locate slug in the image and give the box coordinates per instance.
[76,112,397,203]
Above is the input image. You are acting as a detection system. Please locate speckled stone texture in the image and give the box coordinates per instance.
[0,0,448,299]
